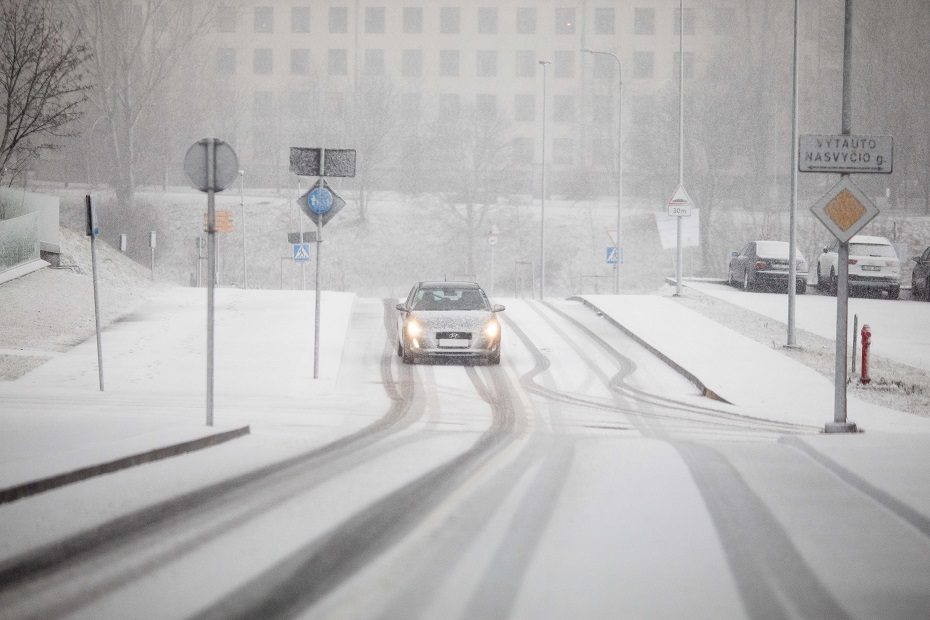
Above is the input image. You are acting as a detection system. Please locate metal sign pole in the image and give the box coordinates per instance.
[206,138,216,427]
[787,0,800,347]
[86,195,104,391]
[297,177,305,290]
[675,0,684,297]
[314,194,323,380]
[827,0,856,433]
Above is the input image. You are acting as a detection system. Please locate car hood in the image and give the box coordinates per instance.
[409,311,495,331]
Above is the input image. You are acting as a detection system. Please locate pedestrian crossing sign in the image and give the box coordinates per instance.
[606,246,622,265]
[292,243,311,262]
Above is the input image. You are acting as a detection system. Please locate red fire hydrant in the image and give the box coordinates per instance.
[860,324,872,385]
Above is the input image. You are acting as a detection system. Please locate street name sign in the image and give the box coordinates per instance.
[809,177,880,243]
[288,231,318,244]
[799,134,893,174]
[289,147,357,177]
[667,184,693,216]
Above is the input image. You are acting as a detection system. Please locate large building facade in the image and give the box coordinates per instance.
[208,1,741,193]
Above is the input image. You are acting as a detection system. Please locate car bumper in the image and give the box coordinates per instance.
[847,275,900,289]
[404,335,500,359]
[754,270,808,284]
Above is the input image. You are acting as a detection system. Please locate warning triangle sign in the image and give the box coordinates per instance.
[667,184,693,216]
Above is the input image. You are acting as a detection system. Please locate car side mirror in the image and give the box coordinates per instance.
[492,304,506,312]
[729,251,739,258]
[395,303,407,312]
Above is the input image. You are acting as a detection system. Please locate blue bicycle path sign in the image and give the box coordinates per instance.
[308,186,334,214]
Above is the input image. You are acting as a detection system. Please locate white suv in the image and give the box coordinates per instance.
[815,235,901,299]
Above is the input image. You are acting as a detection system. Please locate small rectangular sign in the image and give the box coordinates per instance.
[289,147,322,176]
[287,231,318,244]
[799,134,893,174]
[292,243,311,262]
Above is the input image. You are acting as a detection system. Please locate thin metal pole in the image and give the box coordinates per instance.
[89,233,104,391]
[297,177,305,290]
[615,54,622,295]
[539,60,550,300]
[828,0,856,433]
[851,313,858,375]
[206,139,216,427]
[787,0,800,347]
[240,170,247,288]
[675,0,685,297]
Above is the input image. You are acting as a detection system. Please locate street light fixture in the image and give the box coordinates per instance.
[582,48,622,295]
[539,59,550,300]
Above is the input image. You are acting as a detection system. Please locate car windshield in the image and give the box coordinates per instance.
[412,287,489,311]
[755,241,804,261]
[850,243,897,258]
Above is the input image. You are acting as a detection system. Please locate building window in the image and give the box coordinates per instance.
[634,8,655,34]
[254,7,273,33]
[291,6,310,33]
[593,95,611,124]
[516,7,536,33]
[554,50,574,78]
[404,7,423,33]
[515,50,536,77]
[513,137,534,164]
[328,48,347,75]
[366,7,385,33]
[401,92,421,118]
[253,48,272,74]
[216,48,236,74]
[553,138,573,165]
[476,94,496,119]
[478,8,497,34]
[290,49,310,75]
[289,90,309,117]
[216,6,236,33]
[674,8,695,34]
[439,93,460,119]
[592,54,614,79]
[364,49,385,76]
[514,94,535,122]
[329,7,348,33]
[594,8,615,34]
[633,51,653,78]
[476,50,497,77]
[714,7,735,36]
[440,50,460,76]
[253,90,272,118]
[402,49,422,77]
[673,51,695,79]
[553,95,574,123]
[440,7,460,33]
[555,8,575,34]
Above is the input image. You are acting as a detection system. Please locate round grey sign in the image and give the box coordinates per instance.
[184,138,239,192]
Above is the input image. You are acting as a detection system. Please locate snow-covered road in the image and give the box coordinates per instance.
[1,289,929,619]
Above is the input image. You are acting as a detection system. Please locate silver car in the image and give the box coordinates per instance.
[396,281,504,365]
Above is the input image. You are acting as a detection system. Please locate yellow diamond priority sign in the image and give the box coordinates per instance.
[809,177,879,243]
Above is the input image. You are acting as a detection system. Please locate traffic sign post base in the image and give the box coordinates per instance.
[824,421,859,434]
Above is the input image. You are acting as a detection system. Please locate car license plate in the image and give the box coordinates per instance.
[438,339,469,348]
[862,265,880,271]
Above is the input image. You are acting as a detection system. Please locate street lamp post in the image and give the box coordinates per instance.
[583,49,622,294]
[539,59,550,300]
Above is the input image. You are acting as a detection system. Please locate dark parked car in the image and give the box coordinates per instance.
[912,246,930,301]
[728,240,808,293]
[395,281,504,365]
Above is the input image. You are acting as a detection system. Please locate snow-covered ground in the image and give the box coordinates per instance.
[2,251,930,618]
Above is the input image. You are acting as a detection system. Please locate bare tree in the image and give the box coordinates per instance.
[69,0,216,212]
[0,0,91,186]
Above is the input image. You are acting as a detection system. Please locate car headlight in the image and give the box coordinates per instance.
[484,320,500,340]
[405,319,422,338]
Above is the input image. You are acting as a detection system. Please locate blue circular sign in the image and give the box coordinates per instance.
[308,187,334,214]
